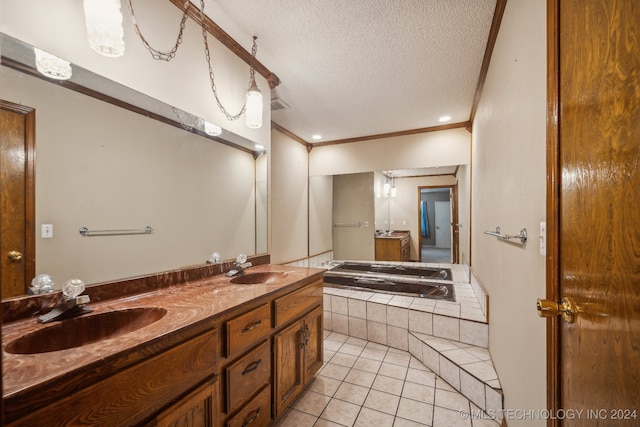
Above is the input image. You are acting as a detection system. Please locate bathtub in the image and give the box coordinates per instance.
[323,261,455,301]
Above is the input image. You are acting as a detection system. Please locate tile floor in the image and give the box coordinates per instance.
[274,331,499,427]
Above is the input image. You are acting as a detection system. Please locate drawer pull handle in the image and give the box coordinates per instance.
[241,320,262,333]
[242,407,261,427]
[242,359,262,375]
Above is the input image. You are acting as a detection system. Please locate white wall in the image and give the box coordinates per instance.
[270,131,308,264]
[471,0,547,424]
[456,165,471,265]
[309,175,333,256]
[332,173,375,260]
[309,128,470,176]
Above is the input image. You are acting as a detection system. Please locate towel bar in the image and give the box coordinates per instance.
[483,226,527,248]
[79,226,154,236]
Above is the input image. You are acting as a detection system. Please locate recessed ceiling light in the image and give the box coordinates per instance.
[312,134,322,140]
[438,115,452,123]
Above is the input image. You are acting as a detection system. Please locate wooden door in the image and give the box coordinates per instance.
[0,100,35,298]
[546,0,640,425]
[273,319,303,418]
[302,306,323,384]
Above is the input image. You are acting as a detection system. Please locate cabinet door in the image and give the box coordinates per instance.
[273,320,304,418]
[303,306,324,385]
[155,376,218,427]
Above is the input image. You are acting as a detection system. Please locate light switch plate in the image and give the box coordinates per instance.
[539,221,546,256]
[42,224,53,238]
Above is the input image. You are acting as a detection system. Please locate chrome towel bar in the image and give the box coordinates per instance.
[333,222,362,227]
[79,226,154,236]
[484,226,527,248]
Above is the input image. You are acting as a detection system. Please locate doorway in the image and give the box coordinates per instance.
[0,100,36,298]
[418,185,458,263]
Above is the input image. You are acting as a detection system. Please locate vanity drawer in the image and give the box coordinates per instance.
[225,340,271,413]
[225,385,271,427]
[226,304,271,357]
[273,280,323,327]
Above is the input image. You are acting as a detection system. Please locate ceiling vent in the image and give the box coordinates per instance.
[271,97,291,111]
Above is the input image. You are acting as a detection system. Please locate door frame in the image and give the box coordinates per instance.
[417,184,459,263]
[0,99,36,294]
[546,0,561,425]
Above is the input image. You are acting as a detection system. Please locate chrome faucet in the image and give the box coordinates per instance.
[38,279,92,323]
[226,253,252,277]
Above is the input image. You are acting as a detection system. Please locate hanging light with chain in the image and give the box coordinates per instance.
[197,0,263,128]
[87,0,263,129]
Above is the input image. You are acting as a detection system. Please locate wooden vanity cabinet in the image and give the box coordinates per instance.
[375,231,410,261]
[5,272,324,427]
[154,376,219,427]
[7,328,220,427]
[221,304,272,426]
[272,281,323,418]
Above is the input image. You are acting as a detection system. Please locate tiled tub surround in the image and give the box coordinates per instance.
[323,263,503,423]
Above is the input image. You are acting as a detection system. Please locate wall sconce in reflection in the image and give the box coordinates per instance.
[33,48,72,80]
[203,120,222,136]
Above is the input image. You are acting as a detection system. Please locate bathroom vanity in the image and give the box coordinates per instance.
[375,230,411,262]
[1,261,323,427]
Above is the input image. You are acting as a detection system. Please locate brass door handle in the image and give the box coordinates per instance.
[7,251,23,261]
[537,297,578,323]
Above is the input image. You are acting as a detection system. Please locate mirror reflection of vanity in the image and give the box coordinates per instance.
[323,166,470,264]
[0,34,268,297]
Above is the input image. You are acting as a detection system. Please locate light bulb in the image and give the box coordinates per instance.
[83,0,125,57]
[245,80,263,129]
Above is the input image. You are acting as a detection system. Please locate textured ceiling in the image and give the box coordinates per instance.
[202,0,497,143]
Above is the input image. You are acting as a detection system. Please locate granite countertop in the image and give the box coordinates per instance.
[375,231,410,239]
[2,264,323,401]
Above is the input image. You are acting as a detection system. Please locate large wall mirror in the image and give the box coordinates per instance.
[328,166,470,264]
[0,34,268,298]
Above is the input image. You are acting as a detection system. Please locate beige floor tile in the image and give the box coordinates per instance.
[355,407,395,427]
[320,398,362,426]
[334,382,370,406]
[372,374,405,395]
[273,408,317,427]
[393,417,431,427]
[378,362,409,380]
[319,363,351,381]
[344,368,377,388]
[308,376,342,397]
[384,351,412,366]
[401,381,435,404]
[353,357,383,373]
[432,406,472,427]
[396,398,434,424]
[339,343,366,356]
[314,419,345,427]
[292,390,331,417]
[434,389,471,411]
[360,347,388,361]
[363,389,401,416]
[330,352,358,368]
[277,332,486,427]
